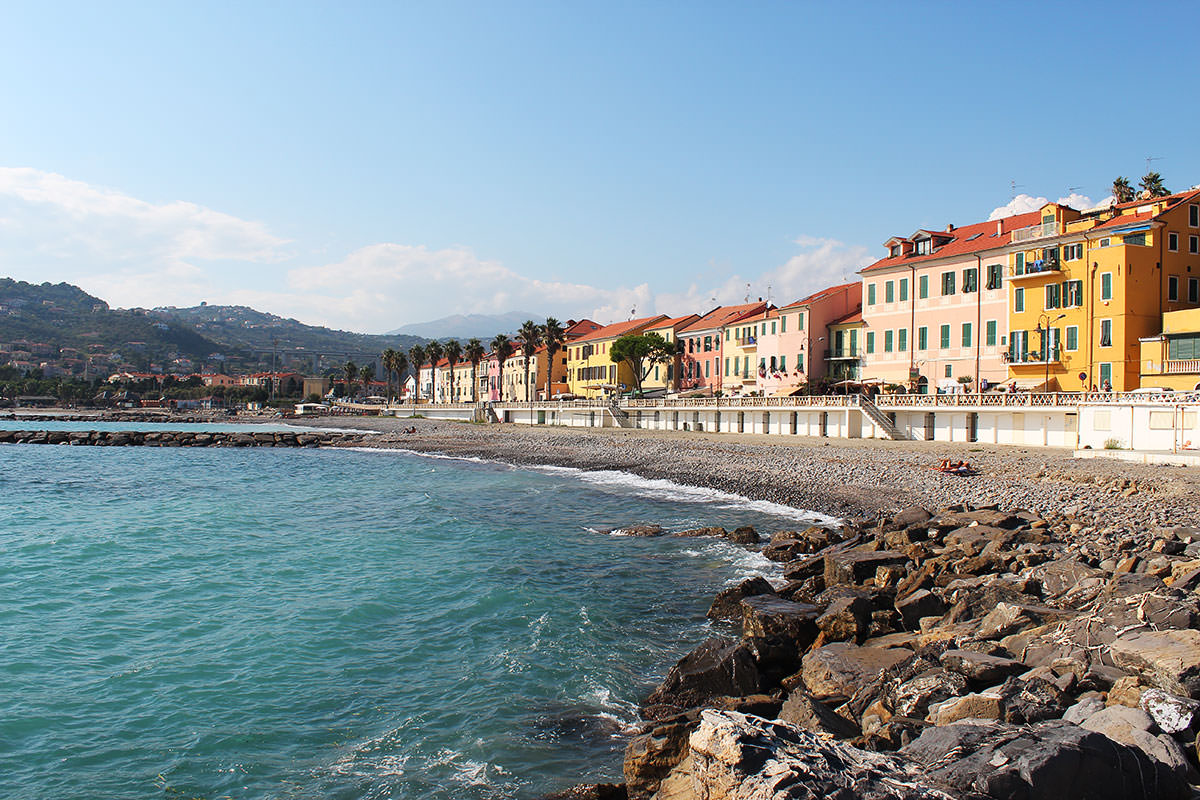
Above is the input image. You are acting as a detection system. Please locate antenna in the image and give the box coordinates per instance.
[744,283,751,303]
[1010,179,1024,200]
[1146,156,1163,174]
[766,284,773,304]
[629,307,636,320]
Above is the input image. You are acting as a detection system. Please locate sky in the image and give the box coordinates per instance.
[2,1,1199,334]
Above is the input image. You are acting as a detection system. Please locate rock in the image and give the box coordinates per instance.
[1140,688,1200,734]
[706,577,775,621]
[1107,675,1151,707]
[892,669,968,719]
[977,602,1037,639]
[800,643,909,704]
[740,596,818,648]
[674,526,727,538]
[1081,705,1192,778]
[998,676,1069,723]
[687,710,957,800]
[642,638,760,720]
[895,589,947,630]
[927,690,1006,724]
[824,550,906,587]
[726,526,759,545]
[815,594,872,644]
[939,649,1025,684]
[777,690,859,739]
[617,524,664,537]
[903,719,1188,800]
[1110,629,1200,698]
[623,712,695,800]
[888,507,933,530]
[1062,693,1106,724]
[761,537,808,562]
[539,785,627,800]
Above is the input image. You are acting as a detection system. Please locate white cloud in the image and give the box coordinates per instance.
[988,192,1097,220]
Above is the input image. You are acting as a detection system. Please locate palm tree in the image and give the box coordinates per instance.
[360,364,374,397]
[518,320,542,402]
[392,351,408,401]
[491,334,514,401]
[381,348,398,398]
[424,340,444,402]
[465,338,486,402]
[343,360,358,398]
[541,317,566,401]
[444,339,463,403]
[1140,172,1169,198]
[1112,176,1134,204]
[408,345,425,403]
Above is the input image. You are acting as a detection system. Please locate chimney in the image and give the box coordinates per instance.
[946,223,955,232]
[996,220,1003,235]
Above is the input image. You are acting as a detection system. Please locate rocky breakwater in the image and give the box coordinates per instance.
[0,429,367,448]
[591,506,1200,800]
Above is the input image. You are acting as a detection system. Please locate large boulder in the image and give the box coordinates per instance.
[707,577,775,621]
[902,719,1188,800]
[824,549,906,587]
[1080,705,1191,779]
[799,643,910,704]
[688,710,958,800]
[642,638,760,720]
[1110,629,1200,698]
[623,712,696,800]
[740,596,818,648]
[777,690,859,739]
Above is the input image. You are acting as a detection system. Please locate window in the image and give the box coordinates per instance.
[796,312,803,329]
[1100,319,1112,347]
[918,275,929,299]
[1191,278,1199,304]
[1064,280,1083,307]
[1099,362,1112,388]
[939,324,950,349]
[915,238,931,255]
[1169,334,1200,360]
[961,322,972,348]
[849,329,858,354]
[725,329,730,341]
[1169,232,1179,251]
[918,326,928,350]
[1099,237,1111,248]
[1191,204,1199,227]
[899,278,909,302]
[1101,272,1113,300]
[704,361,710,377]
[1191,236,1199,255]
[770,321,776,335]
[1014,287,1025,312]
[944,364,953,378]
[704,336,713,351]
[986,320,997,346]
[1125,232,1147,246]
[898,329,907,351]
[1015,252,1025,275]
[885,281,894,303]
[1170,276,1179,302]
[866,331,875,354]
[781,315,788,332]
[963,267,978,293]
[1066,325,1078,351]
[884,330,893,352]
[986,263,1003,290]
[941,271,956,295]
[1063,243,1083,260]
[724,357,730,376]
[1010,330,1027,361]
[779,355,786,372]
[1045,283,1061,309]
[867,283,876,305]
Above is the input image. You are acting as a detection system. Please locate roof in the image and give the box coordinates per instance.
[736,307,777,326]
[679,302,768,334]
[565,318,602,337]
[861,211,1041,274]
[646,313,700,331]
[780,281,859,310]
[571,314,669,344]
[1090,210,1155,232]
[829,309,863,326]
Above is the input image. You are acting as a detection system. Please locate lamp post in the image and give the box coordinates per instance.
[1035,313,1067,392]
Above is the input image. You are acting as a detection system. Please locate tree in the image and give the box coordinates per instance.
[541,317,566,401]
[343,360,358,398]
[490,334,514,401]
[424,340,444,402]
[464,338,486,402]
[359,364,374,396]
[609,333,675,396]
[385,350,408,401]
[381,348,398,398]
[408,345,425,403]
[1140,171,1169,198]
[518,320,543,402]
[1112,176,1134,204]
[443,339,463,402]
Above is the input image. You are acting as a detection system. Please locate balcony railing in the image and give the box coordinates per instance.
[824,348,862,360]
[1010,221,1059,243]
[1006,347,1061,365]
[1009,258,1061,279]
[735,336,758,347]
[1165,359,1200,374]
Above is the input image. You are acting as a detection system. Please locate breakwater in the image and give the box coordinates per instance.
[0,429,367,447]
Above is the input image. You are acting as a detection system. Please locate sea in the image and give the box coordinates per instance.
[0,427,833,800]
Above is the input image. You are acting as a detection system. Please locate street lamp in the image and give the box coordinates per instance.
[1035,313,1067,391]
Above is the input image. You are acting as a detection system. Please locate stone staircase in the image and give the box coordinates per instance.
[608,403,635,428]
[858,395,907,440]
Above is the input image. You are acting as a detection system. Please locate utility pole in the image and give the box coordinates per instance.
[270,337,277,402]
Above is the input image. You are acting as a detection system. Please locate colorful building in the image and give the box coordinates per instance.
[677,302,767,396]
[640,314,699,396]
[566,315,668,398]
[860,215,1037,392]
[756,282,862,395]
[1139,308,1200,391]
[825,310,865,384]
[722,308,775,395]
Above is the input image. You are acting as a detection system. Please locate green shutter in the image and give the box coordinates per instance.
[940,325,950,349]
[962,323,972,347]
[1015,288,1025,312]
[866,331,875,354]
[919,275,929,299]
[900,278,908,302]
[868,284,876,305]
[918,327,928,350]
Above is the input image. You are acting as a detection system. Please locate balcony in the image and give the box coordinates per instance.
[735,336,758,347]
[824,348,862,361]
[1165,359,1200,374]
[1006,347,1061,365]
[1009,257,1061,280]
[1010,221,1059,244]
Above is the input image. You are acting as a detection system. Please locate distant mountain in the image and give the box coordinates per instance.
[388,311,544,341]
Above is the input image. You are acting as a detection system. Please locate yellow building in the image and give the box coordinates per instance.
[1007,190,1200,391]
[722,308,776,395]
[1139,308,1200,391]
[826,310,864,384]
[566,315,667,398]
[639,314,698,396]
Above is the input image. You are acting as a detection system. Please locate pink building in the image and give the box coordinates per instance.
[753,282,862,395]
[677,302,767,395]
[860,214,1038,392]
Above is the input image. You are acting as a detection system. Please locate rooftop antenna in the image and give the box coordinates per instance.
[1010,180,1024,200]
[744,283,751,303]
[1146,156,1163,174]
[629,307,636,320]
[766,284,773,305]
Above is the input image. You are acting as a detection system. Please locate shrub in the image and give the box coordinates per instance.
[1104,437,1123,450]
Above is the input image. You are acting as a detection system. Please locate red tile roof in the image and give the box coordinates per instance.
[781,281,859,310]
[572,314,669,344]
[861,211,1041,274]
[829,309,863,326]
[647,313,700,330]
[566,318,601,337]
[679,302,768,334]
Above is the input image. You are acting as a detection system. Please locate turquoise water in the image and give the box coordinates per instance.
[0,443,829,800]
[0,420,343,433]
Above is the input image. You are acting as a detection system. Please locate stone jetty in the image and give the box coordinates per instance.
[549,503,1200,800]
[0,429,367,447]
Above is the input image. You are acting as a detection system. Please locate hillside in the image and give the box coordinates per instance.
[387,310,543,340]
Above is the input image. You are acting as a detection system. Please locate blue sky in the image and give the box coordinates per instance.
[1,1,1198,333]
